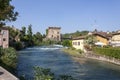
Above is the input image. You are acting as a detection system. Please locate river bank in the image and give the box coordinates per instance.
[84,51,120,65]
[61,48,84,58]
[62,48,120,66]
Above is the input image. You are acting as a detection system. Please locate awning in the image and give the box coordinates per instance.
[95,42,105,46]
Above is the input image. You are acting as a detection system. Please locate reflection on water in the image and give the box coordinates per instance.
[17,46,120,80]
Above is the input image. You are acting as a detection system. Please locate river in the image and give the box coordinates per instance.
[17,46,120,80]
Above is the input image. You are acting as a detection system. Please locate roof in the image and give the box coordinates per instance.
[72,36,87,40]
[93,32,111,40]
[0,27,8,30]
[48,27,61,29]
[112,32,120,35]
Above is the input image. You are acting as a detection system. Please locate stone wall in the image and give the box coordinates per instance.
[84,51,120,65]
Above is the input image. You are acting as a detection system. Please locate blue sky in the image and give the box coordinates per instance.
[7,0,120,34]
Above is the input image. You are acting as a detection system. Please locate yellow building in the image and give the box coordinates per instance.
[72,36,86,50]
[93,32,110,46]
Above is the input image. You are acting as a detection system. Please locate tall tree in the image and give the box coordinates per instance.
[0,0,18,26]
[21,26,26,36]
[27,24,33,46]
[27,24,32,38]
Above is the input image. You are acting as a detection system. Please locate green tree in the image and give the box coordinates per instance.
[62,40,72,47]
[85,35,96,45]
[27,24,33,39]
[0,0,18,26]
[20,26,26,41]
[46,29,48,36]
[27,24,33,46]
[22,26,26,36]
[33,32,43,45]
[7,26,19,38]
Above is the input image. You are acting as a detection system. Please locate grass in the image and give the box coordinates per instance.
[61,48,83,58]
[93,47,120,59]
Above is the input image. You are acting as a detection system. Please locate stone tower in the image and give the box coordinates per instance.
[46,27,61,41]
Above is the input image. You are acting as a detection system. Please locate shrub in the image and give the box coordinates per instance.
[0,47,17,69]
[33,66,77,80]
[77,49,83,54]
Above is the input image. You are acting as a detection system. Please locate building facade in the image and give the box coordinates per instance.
[111,32,120,47]
[72,36,86,51]
[46,27,61,41]
[93,32,110,46]
[0,27,9,48]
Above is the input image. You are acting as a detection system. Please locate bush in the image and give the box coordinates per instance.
[0,47,17,69]
[34,66,54,80]
[93,47,120,59]
[15,42,23,50]
[33,66,77,80]
[77,49,83,54]
[84,45,92,51]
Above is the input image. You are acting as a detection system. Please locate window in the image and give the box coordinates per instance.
[51,35,53,37]
[78,42,80,45]
[57,32,59,34]
[57,36,59,40]
[3,38,6,41]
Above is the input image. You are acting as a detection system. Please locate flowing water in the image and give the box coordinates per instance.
[17,46,120,80]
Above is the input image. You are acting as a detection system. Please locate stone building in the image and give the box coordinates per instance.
[46,27,61,41]
[0,27,9,48]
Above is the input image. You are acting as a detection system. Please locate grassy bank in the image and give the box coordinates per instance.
[61,48,83,58]
[93,47,120,59]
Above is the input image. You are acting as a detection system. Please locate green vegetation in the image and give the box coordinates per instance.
[33,32,43,45]
[93,47,120,59]
[62,48,83,57]
[62,40,72,47]
[62,30,89,38]
[34,66,54,80]
[0,47,17,73]
[0,0,18,26]
[33,66,77,80]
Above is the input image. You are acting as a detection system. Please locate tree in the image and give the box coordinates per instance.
[62,40,72,47]
[33,32,43,45]
[27,24,33,46]
[46,29,48,36]
[20,26,26,41]
[21,26,26,36]
[85,35,96,45]
[27,24,33,38]
[0,0,18,26]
